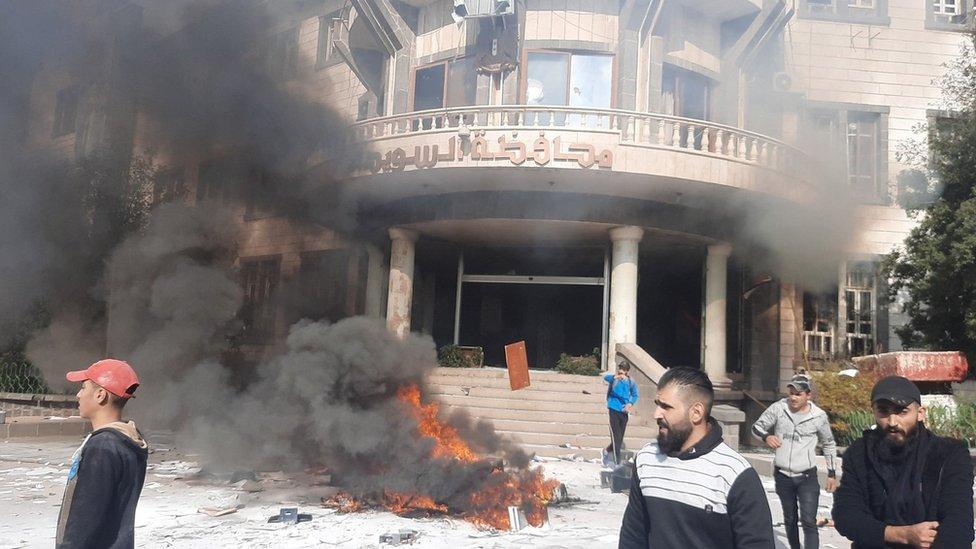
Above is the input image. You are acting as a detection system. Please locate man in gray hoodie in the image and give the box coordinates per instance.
[752,374,837,549]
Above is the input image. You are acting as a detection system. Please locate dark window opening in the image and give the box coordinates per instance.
[661,66,710,120]
[803,290,837,359]
[52,86,79,137]
[240,257,281,343]
[267,27,300,80]
[845,262,876,357]
[153,167,187,206]
[196,161,237,204]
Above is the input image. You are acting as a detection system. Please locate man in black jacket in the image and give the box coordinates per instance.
[619,367,774,548]
[57,359,148,549]
[832,375,974,549]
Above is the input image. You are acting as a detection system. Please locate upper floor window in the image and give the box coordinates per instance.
[847,113,881,199]
[196,160,236,204]
[267,27,300,80]
[52,86,79,137]
[927,0,972,30]
[524,51,612,109]
[799,0,890,25]
[153,167,187,206]
[316,12,341,69]
[661,66,710,120]
[805,106,887,202]
[413,56,478,111]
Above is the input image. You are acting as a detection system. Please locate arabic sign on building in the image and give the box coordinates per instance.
[368,131,614,174]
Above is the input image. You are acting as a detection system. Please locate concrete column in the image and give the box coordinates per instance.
[608,226,643,366]
[704,243,732,387]
[364,244,386,318]
[386,228,419,338]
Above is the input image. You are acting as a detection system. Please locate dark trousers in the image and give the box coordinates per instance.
[774,468,820,549]
[605,409,629,464]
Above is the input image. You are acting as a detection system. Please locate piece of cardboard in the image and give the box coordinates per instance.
[505,341,530,391]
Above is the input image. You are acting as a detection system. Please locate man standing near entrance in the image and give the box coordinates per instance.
[751,374,837,549]
[832,375,974,548]
[603,362,638,466]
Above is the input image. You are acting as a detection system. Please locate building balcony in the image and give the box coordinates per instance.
[346,105,819,206]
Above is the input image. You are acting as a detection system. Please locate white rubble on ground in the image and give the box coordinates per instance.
[2,437,970,548]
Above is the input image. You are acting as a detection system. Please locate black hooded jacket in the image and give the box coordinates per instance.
[832,425,974,548]
[56,424,149,549]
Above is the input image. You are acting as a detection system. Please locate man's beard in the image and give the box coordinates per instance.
[882,422,918,451]
[657,417,693,454]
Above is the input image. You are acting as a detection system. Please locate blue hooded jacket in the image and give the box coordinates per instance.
[603,373,639,412]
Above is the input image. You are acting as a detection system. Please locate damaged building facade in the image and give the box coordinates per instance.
[20,1,973,419]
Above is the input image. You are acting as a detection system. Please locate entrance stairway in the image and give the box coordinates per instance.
[427,367,657,459]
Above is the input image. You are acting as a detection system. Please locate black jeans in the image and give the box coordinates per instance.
[605,409,629,464]
[774,468,820,549]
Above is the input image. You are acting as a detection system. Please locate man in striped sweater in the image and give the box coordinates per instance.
[619,367,774,549]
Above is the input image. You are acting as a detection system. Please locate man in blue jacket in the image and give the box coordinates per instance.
[603,362,639,466]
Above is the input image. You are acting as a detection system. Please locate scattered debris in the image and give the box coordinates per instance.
[197,506,240,517]
[232,479,264,493]
[266,507,312,524]
[379,529,420,545]
[558,443,580,449]
[581,390,591,395]
[508,506,528,531]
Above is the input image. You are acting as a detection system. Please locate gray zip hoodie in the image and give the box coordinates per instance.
[751,399,837,476]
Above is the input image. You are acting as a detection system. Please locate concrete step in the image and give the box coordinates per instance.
[496,430,650,449]
[431,367,603,385]
[435,394,609,414]
[429,373,606,393]
[441,404,624,425]
[0,417,92,439]
[429,384,607,404]
[473,417,657,438]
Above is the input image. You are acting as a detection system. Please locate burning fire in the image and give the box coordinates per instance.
[397,384,477,462]
[324,384,560,530]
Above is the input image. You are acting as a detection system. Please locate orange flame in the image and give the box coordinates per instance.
[397,384,477,462]
[324,384,560,530]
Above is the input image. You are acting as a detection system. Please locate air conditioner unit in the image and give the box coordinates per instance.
[772,71,793,92]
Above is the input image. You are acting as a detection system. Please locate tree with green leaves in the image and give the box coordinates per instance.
[884,32,976,366]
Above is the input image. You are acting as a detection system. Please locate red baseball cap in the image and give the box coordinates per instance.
[66,359,140,399]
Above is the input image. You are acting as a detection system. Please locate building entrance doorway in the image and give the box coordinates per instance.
[454,246,607,369]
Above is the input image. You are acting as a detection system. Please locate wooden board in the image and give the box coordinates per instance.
[505,341,530,391]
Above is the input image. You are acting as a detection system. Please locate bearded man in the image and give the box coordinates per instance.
[618,367,774,549]
[832,376,974,549]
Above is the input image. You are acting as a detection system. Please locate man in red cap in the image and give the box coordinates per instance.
[56,359,148,549]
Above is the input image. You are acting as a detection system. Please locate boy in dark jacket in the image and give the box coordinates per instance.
[832,376,974,549]
[57,359,148,549]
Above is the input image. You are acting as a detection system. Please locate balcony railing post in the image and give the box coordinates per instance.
[685,124,695,149]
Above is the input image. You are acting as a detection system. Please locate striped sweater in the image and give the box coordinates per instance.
[619,419,774,549]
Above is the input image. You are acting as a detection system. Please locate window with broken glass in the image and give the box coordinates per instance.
[411,57,478,128]
[845,262,876,357]
[523,51,613,126]
[798,0,890,25]
[803,291,837,359]
[240,257,281,343]
[52,86,79,137]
